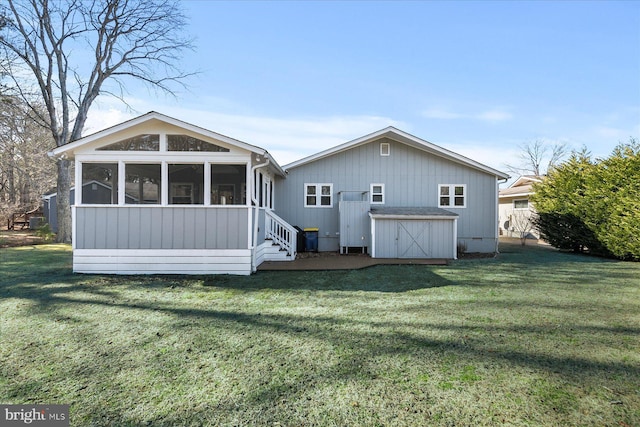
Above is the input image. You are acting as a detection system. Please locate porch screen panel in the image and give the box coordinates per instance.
[125,164,161,204]
[168,164,204,205]
[82,163,118,204]
[210,164,247,205]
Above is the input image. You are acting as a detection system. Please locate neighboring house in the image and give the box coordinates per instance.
[276,128,509,258]
[498,175,543,239]
[48,112,509,275]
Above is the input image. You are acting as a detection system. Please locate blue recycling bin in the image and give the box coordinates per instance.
[304,227,319,252]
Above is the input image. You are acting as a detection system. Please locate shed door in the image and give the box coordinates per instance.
[397,221,431,258]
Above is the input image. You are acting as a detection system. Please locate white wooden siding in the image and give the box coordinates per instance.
[73,249,252,275]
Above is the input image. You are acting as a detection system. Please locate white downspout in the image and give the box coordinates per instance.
[250,157,270,272]
[496,177,509,254]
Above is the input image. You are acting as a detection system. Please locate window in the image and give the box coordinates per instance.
[514,199,529,209]
[97,134,159,151]
[439,184,466,208]
[82,163,118,204]
[168,164,204,204]
[167,135,230,152]
[305,183,333,207]
[380,142,390,156]
[211,164,246,205]
[125,164,161,204]
[370,183,385,204]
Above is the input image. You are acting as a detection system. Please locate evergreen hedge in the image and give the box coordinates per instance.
[531,139,639,261]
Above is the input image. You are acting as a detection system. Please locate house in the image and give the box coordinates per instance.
[498,175,543,239]
[275,127,509,258]
[49,112,509,275]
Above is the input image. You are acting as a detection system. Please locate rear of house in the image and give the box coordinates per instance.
[49,115,508,274]
[275,127,509,258]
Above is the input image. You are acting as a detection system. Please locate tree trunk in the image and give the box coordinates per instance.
[56,158,72,243]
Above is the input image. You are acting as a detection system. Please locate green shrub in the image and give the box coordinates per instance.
[35,223,55,242]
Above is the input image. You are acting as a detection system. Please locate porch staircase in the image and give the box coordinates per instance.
[258,210,297,262]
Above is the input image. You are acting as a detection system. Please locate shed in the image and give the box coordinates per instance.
[369,207,458,259]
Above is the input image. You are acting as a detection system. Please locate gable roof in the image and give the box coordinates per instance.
[283,126,510,179]
[499,175,544,199]
[48,111,285,176]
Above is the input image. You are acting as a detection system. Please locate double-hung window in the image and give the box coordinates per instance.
[305,183,333,207]
[370,183,385,204]
[439,184,466,208]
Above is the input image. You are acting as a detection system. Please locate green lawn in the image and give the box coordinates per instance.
[1,243,638,426]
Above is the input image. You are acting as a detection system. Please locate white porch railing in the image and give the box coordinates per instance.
[265,210,297,257]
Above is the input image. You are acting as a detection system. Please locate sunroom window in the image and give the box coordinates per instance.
[97,134,159,151]
[167,135,230,152]
[168,164,204,204]
[125,164,161,204]
[211,164,247,205]
[82,163,118,204]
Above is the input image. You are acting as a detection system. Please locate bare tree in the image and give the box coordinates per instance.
[0,95,56,222]
[505,140,568,177]
[0,0,193,242]
[509,211,537,246]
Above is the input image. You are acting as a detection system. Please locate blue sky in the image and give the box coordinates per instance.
[87,1,640,173]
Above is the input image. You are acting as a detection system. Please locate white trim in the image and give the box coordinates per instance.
[76,152,251,163]
[284,126,509,179]
[494,179,500,245]
[499,192,532,199]
[370,183,385,204]
[370,216,376,258]
[380,142,390,156]
[161,162,169,205]
[369,213,458,220]
[118,161,125,205]
[204,162,212,205]
[304,183,333,208]
[453,218,458,260]
[248,207,253,250]
[73,248,253,275]
[71,206,77,250]
[75,159,82,205]
[508,175,543,188]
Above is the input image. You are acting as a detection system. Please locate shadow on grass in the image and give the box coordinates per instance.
[8,283,639,379]
[2,243,638,425]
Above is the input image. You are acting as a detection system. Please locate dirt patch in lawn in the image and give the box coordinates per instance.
[0,229,47,248]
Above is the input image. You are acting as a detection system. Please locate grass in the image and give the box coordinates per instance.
[0,243,638,426]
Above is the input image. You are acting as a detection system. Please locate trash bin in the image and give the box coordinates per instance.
[293,226,305,252]
[304,227,319,252]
